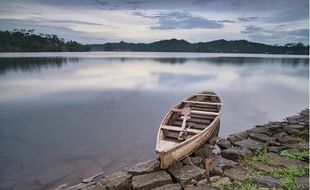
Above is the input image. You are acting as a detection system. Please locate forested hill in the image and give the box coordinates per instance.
[89,39,309,55]
[0,30,90,52]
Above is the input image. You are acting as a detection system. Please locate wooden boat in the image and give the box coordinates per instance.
[155,91,222,169]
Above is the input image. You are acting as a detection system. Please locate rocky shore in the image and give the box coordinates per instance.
[62,109,309,190]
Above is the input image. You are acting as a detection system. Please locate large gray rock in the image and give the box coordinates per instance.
[132,171,172,190]
[248,126,272,136]
[252,176,284,188]
[194,144,214,158]
[266,153,307,168]
[278,135,299,144]
[168,164,205,186]
[227,131,249,143]
[267,146,286,153]
[128,159,160,175]
[216,138,232,149]
[221,147,253,162]
[151,183,181,190]
[287,115,304,124]
[265,124,285,135]
[224,166,250,181]
[284,143,309,151]
[67,182,97,190]
[294,176,309,190]
[233,139,265,153]
[249,162,274,173]
[183,157,203,168]
[211,156,237,171]
[97,172,132,190]
[285,124,306,136]
[212,177,232,187]
[249,133,273,143]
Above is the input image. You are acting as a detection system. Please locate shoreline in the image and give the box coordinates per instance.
[61,108,309,190]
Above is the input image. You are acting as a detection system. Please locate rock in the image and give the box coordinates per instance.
[248,127,272,136]
[191,179,197,186]
[252,176,284,188]
[221,147,253,162]
[273,132,288,139]
[213,177,232,186]
[209,176,221,183]
[249,162,274,173]
[128,159,160,175]
[216,138,232,149]
[285,125,305,136]
[82,172,105,183]
[194,144,214,158]
[183,157,203,168]
[266,153,307,168]
[227,131,249,143]
[265,124,285,135]
[267,140,281,146]
[278,135,299,144]
[168,164,205,187]
[267,146,286,153]
[98,172,132,190]
[249,133,273,143]
[284,143,309,151]
[294,176,309,190]
[287,115,304,124]
[67,183,97,190]
[224,166,249,181]
[211,156,237,171]
[151,183,182,190]
[210,166,223,176]
[185,184,220,190]
[94,183,108,190]
[197,178,209,186]
[132,171,172,190]
[233,139,265,153]
[208,137,218,145]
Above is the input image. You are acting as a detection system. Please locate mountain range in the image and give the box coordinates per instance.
[89,39,309,55]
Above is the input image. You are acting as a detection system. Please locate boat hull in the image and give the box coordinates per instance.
[159,118,220,169]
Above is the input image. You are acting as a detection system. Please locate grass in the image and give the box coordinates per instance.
[249,149,268,164]
[280,149,309,160]
[269,165,309,190]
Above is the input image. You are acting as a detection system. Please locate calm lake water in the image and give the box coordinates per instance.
[0,52,308,189]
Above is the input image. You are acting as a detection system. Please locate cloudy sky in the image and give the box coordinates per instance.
[0,0,308,45]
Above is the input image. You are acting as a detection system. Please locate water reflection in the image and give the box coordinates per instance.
[0,57,80,73]
[0,53,308,190]
[0,56,308,74]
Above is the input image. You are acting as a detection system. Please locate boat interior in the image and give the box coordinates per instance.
[157,92,222,151]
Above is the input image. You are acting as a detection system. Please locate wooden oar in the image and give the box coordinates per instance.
[178,107,191,141]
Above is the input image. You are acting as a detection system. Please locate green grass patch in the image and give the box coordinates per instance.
[280,149,309,160]
[250,149,268,164]
[269,165,309,190]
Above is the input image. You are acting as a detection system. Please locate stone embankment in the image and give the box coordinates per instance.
[63,109,309,190]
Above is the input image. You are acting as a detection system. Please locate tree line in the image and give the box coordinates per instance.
[0,29,90,52]
[90,39,309,55]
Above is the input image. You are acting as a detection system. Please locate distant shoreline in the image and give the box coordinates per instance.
[0,51,309,59]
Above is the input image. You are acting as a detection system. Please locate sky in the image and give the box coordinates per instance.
[0,0,309,45]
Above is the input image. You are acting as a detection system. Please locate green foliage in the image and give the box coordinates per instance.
[235,181,261,190]
[269,166,309,190]
[214,181,235,190]
[89,39,309,55]
[280,150,309,160]
[250,149,268,164]
[0,29,90,52]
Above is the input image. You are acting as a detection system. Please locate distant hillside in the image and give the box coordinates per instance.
[0,30,90,52]
[89,39,309,55]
